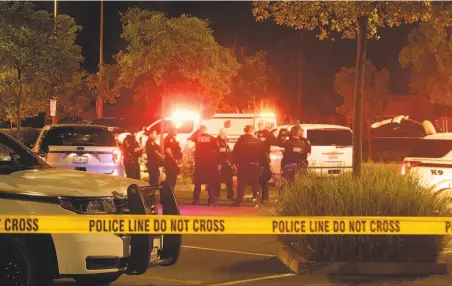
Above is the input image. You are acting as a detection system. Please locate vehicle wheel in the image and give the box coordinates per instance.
[75,273,122,285]
[0,236,42,286]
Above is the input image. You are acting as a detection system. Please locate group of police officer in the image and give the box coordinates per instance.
[121,121,311,207]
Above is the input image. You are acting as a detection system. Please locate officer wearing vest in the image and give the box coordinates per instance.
[255,120,277,203]
[163,124,183,191]
[232,125,264,207]
[281,125,311,184]
[189,125,219,206]
[214,128,234,200]
[122,131,143,180]
[145,128,164,186]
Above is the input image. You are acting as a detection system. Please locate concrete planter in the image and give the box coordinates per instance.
[277,243,448,275]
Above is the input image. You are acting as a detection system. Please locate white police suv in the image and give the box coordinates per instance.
[401,132,452,189]
[0,131,181,285]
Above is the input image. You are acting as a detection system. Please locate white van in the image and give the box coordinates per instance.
[139,112,277,150]
[270,124,353,176]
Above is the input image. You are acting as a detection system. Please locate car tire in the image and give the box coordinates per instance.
[75,273,122,285]
[0,236,47,286]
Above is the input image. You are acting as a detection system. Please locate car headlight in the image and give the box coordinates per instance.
[59,197,116,214]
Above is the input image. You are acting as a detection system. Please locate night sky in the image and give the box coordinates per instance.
[34,1,416,117]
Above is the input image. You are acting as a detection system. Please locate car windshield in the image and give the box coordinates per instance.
[0,132,50,174]
[408,139,452,158]
[39,126,117,153]
[306,129,353,146]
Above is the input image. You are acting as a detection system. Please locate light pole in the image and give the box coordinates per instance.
[96,0,104,119]
[52,0,58,124]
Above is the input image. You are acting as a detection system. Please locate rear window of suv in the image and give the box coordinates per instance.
[40,126,117,152]
[307,129,353,146]
[408,139,452,158]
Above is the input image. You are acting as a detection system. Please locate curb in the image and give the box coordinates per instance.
[277,243,448,275]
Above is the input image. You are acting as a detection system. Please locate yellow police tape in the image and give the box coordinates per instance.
[2,215,452,235]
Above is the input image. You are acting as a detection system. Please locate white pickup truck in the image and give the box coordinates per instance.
[0,131,181,286]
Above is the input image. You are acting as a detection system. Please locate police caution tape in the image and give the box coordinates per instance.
[2,215,452,235]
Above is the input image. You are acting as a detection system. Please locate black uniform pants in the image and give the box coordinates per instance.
[235,163,260,204]
[147,164,160,187]
[124,161,140,180]
[193,163,216,203]
[259,163,272,201]
[164,162,179,191]
[214,163,233,199]
[282,161,308,184]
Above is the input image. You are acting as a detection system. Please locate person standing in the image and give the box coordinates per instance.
[122,132,143,180]
[214,128,234,200]
[232,125,264,207]
[255,120,278,203]
[189,125,218,206]
[163,124,183,191]
[281,125,311,184]
[145,128,164,186]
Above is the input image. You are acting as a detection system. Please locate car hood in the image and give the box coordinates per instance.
[0,168,148,197]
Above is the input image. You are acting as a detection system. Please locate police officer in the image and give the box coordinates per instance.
[232,125,264,207]
[189,125,218,206]
[122,131,143,180]
[214,128,234,200]
[255,120,277,203]
[281,125,311,184]
[163,124,183,191]
[145,128,164,186]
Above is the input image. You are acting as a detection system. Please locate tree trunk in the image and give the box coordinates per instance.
[16,69,22,141]
[352,16,368,177]
[367,119,372,163]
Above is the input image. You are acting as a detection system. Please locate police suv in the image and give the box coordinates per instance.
[0,131,181,285]
[401,132,452,190]
[270,124,353,176]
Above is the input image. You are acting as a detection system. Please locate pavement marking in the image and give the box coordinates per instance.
[209,273,296,285]
[182,245,275,257]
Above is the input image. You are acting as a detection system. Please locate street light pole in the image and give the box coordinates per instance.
[96,0,104,119]
[52,0,58,124]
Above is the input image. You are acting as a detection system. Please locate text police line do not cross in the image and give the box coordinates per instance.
[2,216,452,235]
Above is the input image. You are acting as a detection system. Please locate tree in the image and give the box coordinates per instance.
[0,2,83,139]
[86,64,120,105]
[115,8,239,114]
[399,23,452,107]
[335,60,390,161]
[253,1,447,176]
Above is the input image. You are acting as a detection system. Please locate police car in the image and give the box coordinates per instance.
[401,132,452,189]
[270,124,353,176]
[32,124,125,177]
[0,130,181,285]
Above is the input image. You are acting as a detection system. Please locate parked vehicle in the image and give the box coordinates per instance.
[32,124,125,177]
[90,117,128,134]
[0,130,181,285]
[270,124,353,176]
[401,132,452,188]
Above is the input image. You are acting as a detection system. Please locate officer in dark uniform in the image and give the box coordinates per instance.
[122,132,143,180]
[232,125,264,207]
[281,125,311,184]
[214,128,234,200]
[189,125,218,206]
[255,120,278,203]
[145,128,164,186]
[163,124,183,191]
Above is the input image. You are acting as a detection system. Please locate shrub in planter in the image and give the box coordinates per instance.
[277,165,452,263]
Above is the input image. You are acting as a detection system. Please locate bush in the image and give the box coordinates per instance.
[277,166,452,263]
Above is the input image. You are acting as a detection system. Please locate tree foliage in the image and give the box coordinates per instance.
[335,60,390,121]
[0,2,83,137]
[399,23,452,106]
[252,0,447,176]
[115,8,239,110]
[86,64,120,104]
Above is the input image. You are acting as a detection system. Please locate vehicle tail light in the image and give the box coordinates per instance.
[113,150,122,163]
[401,161,420,175]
